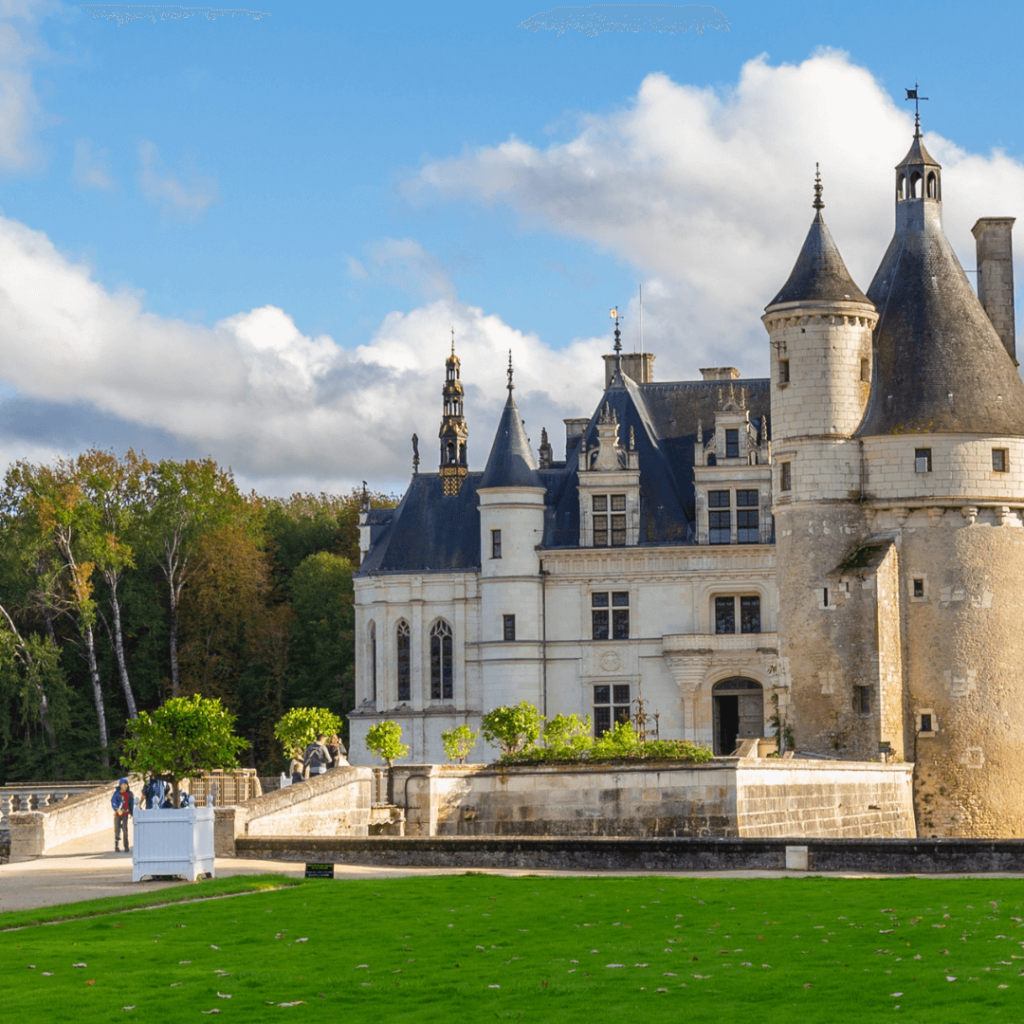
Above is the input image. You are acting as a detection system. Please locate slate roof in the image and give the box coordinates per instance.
[358,373,771,575]
[858,193,1024,438]
[766,211,871,308]
[479,391,542,489]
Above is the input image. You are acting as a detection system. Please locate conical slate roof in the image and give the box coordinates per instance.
[858,191,1024,438]
[767,211,870,308]
[479,391,541,489]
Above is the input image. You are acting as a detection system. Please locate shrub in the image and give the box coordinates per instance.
[592,719,639,759]
[441,724,479,764]
[122,694,249,806]
[480,702,544,755]
[274,707,344,758]
[543,713,593,756]
[365,720,408,768]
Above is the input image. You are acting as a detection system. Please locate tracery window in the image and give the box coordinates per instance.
[396,620,411,702]
[430,620,453,700]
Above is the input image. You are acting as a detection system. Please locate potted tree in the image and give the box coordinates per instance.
[123,694,249,882]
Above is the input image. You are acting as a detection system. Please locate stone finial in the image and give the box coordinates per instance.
[813,162,823,210]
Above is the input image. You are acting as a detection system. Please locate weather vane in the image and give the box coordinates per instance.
[905,82,928,133]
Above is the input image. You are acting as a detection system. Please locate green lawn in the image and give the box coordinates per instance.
[2,874,1023,1023]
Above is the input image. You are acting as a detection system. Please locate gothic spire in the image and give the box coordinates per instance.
[438,334,468,495]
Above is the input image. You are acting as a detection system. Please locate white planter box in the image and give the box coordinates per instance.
[132,800,216,882]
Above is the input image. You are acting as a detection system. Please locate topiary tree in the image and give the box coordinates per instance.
[365,720,408,769]
[441,724,479,765]
[122,694,249,807]
[480,702,544,756]
[543,713,593,756]
[274,707,344,763]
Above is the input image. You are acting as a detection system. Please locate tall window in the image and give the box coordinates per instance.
[725,429,739,459]
[368,621,377,701]
[737,490,759,543]
[594,684,631,736]
[592,591,629,640]
[430,620,453,700]
[780,462,792,491]
[708,489,730,544]
[779,359,790,384]
[592,494,627,547]
[503,614,516,641]
[992,448,1009,473]
[396,620,411,702]
[714,596,761,634]
[491,529,502,558]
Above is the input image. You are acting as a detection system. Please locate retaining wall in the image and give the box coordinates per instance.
[390,759,915,839]
[233,834,1024,874]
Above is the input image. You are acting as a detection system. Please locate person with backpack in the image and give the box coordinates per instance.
[111,777,135,852]
[305,733,331,776]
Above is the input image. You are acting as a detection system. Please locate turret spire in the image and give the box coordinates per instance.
[438,335,469,494]
[812,163,823,210]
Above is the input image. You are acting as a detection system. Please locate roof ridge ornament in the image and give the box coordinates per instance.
[905,82,928,138]
[813,163,823,211]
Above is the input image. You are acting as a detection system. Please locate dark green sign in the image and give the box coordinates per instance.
[304,863,335,879]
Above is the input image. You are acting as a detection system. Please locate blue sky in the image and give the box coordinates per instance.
[0,0,1022,493]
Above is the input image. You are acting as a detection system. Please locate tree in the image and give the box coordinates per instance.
[286,552,355,729]
[365,720,408,768]
[543,713,593,756]
[274,707,343,756]
[441,724,478,765]
[122,694,249,807]
[480,702,544,756]
[141,458,246,697]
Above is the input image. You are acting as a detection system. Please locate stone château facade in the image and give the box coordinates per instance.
[351,119,1022,839]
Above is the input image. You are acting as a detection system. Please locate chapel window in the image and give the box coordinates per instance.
[430,620,453,700]
[396,620,411,702]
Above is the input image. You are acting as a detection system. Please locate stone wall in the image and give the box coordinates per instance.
[233,834,1024,874]
[229,766,372,843]
[391,759,914,840]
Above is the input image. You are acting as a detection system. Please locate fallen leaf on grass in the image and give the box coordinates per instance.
[656,987,668,993]
[217,992,232,999]
[85,980,95,986]
[947,976,958,982]
[179,961,191,965]
[26,965,35,969]
[277,1001,307,1007]
[488,985,500,989]
[355,965,369,970]
[999,984,1009,989]
[890,992,903,997]
[606,964,625,969]
[201,1010,221,1015]
[210,945,220,950]
[122,1006,136,1011]
[803,984,812,989]
[72,963,87,968]
[41,973,53,977]
[295,938,308,943]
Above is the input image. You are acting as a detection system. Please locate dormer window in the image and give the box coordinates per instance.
[593,494,626,547]
[725,429,739,459]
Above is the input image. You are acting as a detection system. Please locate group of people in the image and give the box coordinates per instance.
[110,776,195,852]
[289,732,348,783]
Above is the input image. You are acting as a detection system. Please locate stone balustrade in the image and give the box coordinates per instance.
[1,782,110,829]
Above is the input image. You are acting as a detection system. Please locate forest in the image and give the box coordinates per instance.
[0,449,394,783]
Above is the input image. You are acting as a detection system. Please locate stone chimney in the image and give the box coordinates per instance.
[563,417,589,458]
[603,351,656,388]
[972,217,1016,364]
[700,367,741,381]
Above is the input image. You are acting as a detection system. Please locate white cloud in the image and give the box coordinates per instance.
[0,0,58,171]
[72,138,113,190]
[0,213,604,494]
[138,140,219,217]
[411,50,1024,380]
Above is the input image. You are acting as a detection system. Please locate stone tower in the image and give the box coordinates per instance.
[856,118,1024,837]
[763,168,882,761]
[439,335,469,495]
[476,355,547,710]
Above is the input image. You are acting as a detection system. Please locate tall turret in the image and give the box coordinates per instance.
[439,333,469,495]
[477,354,547,709]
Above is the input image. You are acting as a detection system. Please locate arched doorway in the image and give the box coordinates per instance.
[712,678,764,755]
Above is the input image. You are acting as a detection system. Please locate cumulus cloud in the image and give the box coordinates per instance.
[138,140,220,217]
[0,213,604,494]
[72,138,113,190]
[411,50,1024,380]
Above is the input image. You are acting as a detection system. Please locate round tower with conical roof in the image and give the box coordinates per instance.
[476,354,548,711]
[855,118,1024,838]
[763,171,885,767]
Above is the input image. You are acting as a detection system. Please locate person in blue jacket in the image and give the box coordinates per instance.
[111,777,135,852]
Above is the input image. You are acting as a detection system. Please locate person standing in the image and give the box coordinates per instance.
[111,777,134,852]
[289,747,307,784]
[305,733,331,776]
[327,733,349,768]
